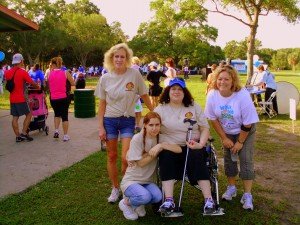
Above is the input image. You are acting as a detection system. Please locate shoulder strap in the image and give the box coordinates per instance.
[11,68,19,81]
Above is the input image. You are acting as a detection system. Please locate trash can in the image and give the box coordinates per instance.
[74,89,95,118]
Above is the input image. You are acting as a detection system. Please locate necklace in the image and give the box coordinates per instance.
[169,104,183,120]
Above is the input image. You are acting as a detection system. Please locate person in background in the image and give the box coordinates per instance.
[131,56,143,133]
[29,64,45,86]
[94,43,153,203]
[119,112,181,220]
[163,57,177,87]
[4,53,40,142]
[154,78,215,215]
[146,61,165,108]
[251,65,278,114]
[205,65,259,211]
[0,63,4,94]
[48,56,75,142]
[205,63,217,95]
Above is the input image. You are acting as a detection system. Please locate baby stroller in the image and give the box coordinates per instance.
[27,89,49,135]
[157,119,224,217]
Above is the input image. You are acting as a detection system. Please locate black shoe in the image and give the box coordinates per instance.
[53,132,59,138]
[20,133,33,142]
[158,200,175,214]
[16,136,24,142]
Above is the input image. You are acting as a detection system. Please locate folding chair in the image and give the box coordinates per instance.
[258,91,277,118]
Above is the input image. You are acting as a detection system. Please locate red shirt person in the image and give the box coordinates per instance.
[4,53,39,142]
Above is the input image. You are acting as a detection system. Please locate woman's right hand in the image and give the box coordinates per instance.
[98,126,106,141]
[222,137,234,149]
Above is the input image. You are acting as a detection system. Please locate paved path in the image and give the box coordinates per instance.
[0,110,100,198]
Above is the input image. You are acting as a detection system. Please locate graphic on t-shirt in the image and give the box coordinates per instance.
[220,105,234,120]
[126,82,134,91]
[185,112,193,119]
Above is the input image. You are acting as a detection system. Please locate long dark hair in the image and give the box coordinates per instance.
[159,85,194,107]
[142,112,161,153]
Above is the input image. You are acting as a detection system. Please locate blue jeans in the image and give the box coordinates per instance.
[124,183,162,207]
[103,116,135,140]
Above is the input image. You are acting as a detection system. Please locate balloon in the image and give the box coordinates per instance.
[254,61,260,68]
[0,51,5,61]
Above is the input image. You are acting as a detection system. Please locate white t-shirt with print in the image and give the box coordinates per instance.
[94,68,148,117]
[120,132,158,193]
[205,88,259,135]
[154,103,209,146]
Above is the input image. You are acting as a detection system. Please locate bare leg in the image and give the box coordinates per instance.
[54,117,60,130]
[22,112,32,134]
[135,112,142,128]
[12,116,20,136]
[121,137,131,175]
[227,176,236,186]
[198,180,212,198]
[106,139,119,188]
[162,180,175,199]
[62,121,69,135]
[243,180,253,193]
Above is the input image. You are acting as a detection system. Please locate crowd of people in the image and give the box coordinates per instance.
[4,42,277,220]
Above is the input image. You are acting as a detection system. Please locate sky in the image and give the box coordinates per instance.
[82,0,300,49]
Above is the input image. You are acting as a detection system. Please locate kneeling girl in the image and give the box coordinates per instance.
[119,111,181,220]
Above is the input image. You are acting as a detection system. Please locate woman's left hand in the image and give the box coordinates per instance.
[186,140,204,149]
[231,142,243,154]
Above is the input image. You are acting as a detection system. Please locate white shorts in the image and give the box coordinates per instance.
[135,99,143,113]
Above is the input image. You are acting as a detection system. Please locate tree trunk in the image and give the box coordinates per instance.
[246,25,258,84]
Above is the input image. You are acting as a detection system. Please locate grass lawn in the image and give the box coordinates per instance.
[0,71,299,224]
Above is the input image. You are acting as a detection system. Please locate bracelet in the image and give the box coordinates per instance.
[237,139,244,144]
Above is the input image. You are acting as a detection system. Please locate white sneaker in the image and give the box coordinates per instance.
[63,135,70,142]
[222,185,237,201]
[107,187,120,203]
[118,199,138,220]
[203,198,215,214]
[135,205,146,217]
[240,193,254,210]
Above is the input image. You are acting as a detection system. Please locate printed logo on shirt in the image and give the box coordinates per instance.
[220,105,234,119]
[126,82,134,91]
[185,112,193,119]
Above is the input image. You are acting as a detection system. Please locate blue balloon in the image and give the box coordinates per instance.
[254,61,260,67]
[0,51,5,61]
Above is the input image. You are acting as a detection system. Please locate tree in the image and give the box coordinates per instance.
[288,49,300,71]
[224,38,261,60]
[206,0,300,83]
[62,13,116,67]
[129,0,220,67]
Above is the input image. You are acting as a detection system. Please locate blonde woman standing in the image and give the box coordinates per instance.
[95,43,153,203]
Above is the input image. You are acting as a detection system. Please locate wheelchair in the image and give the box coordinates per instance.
[154,119,225,217]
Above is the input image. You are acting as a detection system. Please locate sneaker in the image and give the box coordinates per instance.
[118,199,138,220]
[53,131,59,139]
[135,205,146,217]
[16,136,24,142]
[63,135,70,142]
[107,187,120,203]
[20,133,33,142]
[240,193,254,210]
[158,200,175,213]
[222,185,237,201]
[203,198,215,214]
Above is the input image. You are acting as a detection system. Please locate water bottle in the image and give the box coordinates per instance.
[231,152,238,162]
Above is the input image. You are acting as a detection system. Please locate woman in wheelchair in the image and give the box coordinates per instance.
[119,112,181,220]
[154,78,215,215]
[205,65,259,211]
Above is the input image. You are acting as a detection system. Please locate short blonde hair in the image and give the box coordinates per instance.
[103,43,133,72]
[132,56,140,65]
[211,65,242,92]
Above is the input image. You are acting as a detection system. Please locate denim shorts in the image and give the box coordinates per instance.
[104,116,135,140]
